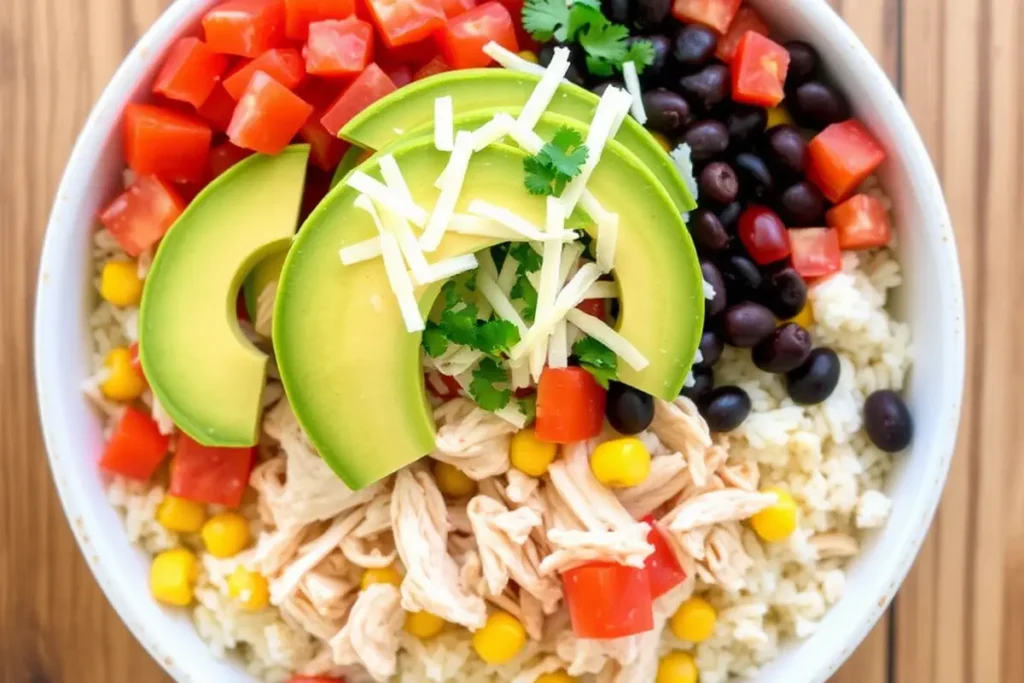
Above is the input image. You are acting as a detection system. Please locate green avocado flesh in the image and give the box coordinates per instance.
[275,127,702,490]
[340,69,697,213]
[140,145,309,447]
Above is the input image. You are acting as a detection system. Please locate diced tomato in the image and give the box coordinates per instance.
[738,204,791,265]
[123,103,213,183]
[228,71,315,154]
[562,562,654,639]
[385,64,413,87]
[152,38,231,107]
[300,117,348,171]
[99,407,171,481]
[442,0,476,17]
[169,435,254,508]
[365,0,446,47]
[203,0,287,57]
[426,372,463,400]
[716,7,768,62]
[320,63,396,135]
[576,298,606,320]
[413,55,450,80]
[304,18,374,77]
[671,0,742,34]
[807,120,887,202]
[826,193,892,250]
[197,85,238,132]
[301,166,334,220]
[209,142,254,178]
[535,367,606,444]
[285,0,356,40]
[294,77,344,109]
[789,227,842,279]
[128,342,145,380]
[175,180,207,202]
[289,677,345,683]
[641,516,687,599]
[223,48,306,99]
[489,0,533,50]
[99,176,185,256]
[731,32,790,107]
[379,35,438,68]
[438,1,518,69]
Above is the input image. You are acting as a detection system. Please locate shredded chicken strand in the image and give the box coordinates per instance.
[329,584,404,681]
[611,581,694,683]
[615,452,689,519]
[431,398,517,479]
[704,523,753,592]
[651,398,713,467]
[662,489,778,533]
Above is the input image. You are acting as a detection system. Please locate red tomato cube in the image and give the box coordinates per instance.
[223,48,306,99]
[99,407,171,481]
[378,34,437,68]
[716,7,768,62]
[123,103,213,183]
[442,0,477,17]
[731,31,790,108]
[413,55,450,81]
[535,367,606,444]
[197,85,238,131]
[203,0,286,57]
[807,120,887,202]
[439,1,518,69]
[228,71,315,154]
[789,227,842,279]
[100,176,185,256]
[209,141,254,178]
[826,193,892,249]
[385,64,413,88]
[320,63,397,135]
[300,117,348,171]
[170,434,255,508]
[365,0,446,47]
[285,0,356,40]
[563,562,654,639]
[642,516,688,599]
[152,38,231,108]
[671,0,742,34]
[304,18,375,77]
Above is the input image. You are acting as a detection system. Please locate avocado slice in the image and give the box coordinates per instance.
[243,250,286,328]
[275,129,702,490]
[330,145,372,189]
[339,69,697,213]
[140,145,310,447]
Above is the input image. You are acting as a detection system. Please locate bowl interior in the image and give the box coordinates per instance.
[34,1,964,681]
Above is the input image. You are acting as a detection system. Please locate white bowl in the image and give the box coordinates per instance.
[34,1,964,681]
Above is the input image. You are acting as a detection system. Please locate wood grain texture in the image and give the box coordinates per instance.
[1,0,1020,681]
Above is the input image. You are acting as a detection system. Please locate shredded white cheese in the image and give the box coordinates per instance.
[355,195,424,332]
[470,113,516,152]
[483,41,548,77]
[421,131,474,252]
[518,46,571,132]
[560,87,634,215]
[670,143,699,201]
[510,360,531,390]
[622,61,647,125]
[475,249,499,320]
[548,319,569,368]
[467,200,547,241]
[510,262,602,361]
[582,280,619,299]
[590,202,619,273]
[529,197,567,379]
[378,154,415,204]
[477,272,528,335]
[434,96,454,152]
[347,171,429,227]
[566,308,649,371]
[496,251,519,296]
[339,237,383,265]
[421,255,480,284]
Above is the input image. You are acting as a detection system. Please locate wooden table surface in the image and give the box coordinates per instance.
[1,0,1021,681]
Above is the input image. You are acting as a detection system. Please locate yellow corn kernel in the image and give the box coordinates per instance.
[766,106,794,129]
[156,496,207,533]
[472,611,526,665]
[404,610,446,639]
[750,487,799,542]
[150,548,200,606]
[510,428,559,477]
[361,565,402,590]
[656,651,698,683]
[227,566,270,611]
[590,437,651,488]
[201,512,251,558]
[100,346,146,401]
[781,302,815,330]
[670,596,718,643]
[100,260,144,307]
[536,672,578,683]
[433,461,477,497]
[651,131,674,153]
[517,50,539,64]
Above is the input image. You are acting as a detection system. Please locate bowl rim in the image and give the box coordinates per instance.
[34,1,965,681]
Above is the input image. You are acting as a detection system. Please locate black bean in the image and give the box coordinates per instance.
[683,120,730,161]
[700,260,727,317]
[638,35,673,83]
[678,64,730,110]
[734,153,775,200]
[643,89,693,134]
[673,24,719,66]
[760,265,808,319]
[778,182,827,227]
[727,106,768,149]
[721,301,776,347]
[606,382,656,435]
[698,329,724,367]
[699,162,740,205]
[864,390,914,452]
[720,254,763,301]
[701,386,752,432]
[786,348,841,404]
[690,208,730,252]
[790,81,851,130]
[784,41,820,86]
[752,323,812,373]
[763,125,808,177]
[635,0,672,30]
[717,201,743,231]
[682,366,714,404]
[592,80,624,97]
[603,0,632,23]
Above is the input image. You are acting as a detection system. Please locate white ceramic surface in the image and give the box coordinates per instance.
[34,1,965,681]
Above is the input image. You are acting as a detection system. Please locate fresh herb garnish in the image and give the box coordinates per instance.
[519,394,538,424]
[470,357,512,411]
[476,319,521,357]
[523,126,589,197]
[572,335,618,388]
[507,243,542,323]
[509,243,543,274]
[422,282,522,358]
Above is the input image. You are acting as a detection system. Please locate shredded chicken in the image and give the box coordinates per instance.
[329,583,404,681]
[506,468,542,504]
[611,581,695,683]
[340,533,397,568]
[704,523,753,592]
[651,398,713,483]
[661,489,778,533]
[616,452,689,518]
[431,398,518,479]
[279,591,345,642]
[270,509,364,605]
[556,629,640,677]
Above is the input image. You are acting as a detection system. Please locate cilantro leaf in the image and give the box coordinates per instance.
[523,156,562,196]
[625,39,656,74]
[439,303,479,347]
[476,319,521,357]
[422,323,449,358]
[522,0,571,41]
[578,18,629,66]
[510,276,538,323]
[540,127,589,178]
[519,394,538,425]
[572,336,618,388]
[470,358,512,411]
[566,3,605,39]
[509,243,542,274]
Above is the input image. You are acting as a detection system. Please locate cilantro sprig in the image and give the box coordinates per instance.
[572,335,618,388]
[423,282,521,359]
[507,243,542,322]
[523,127,589,197]
[470,358,512,411]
